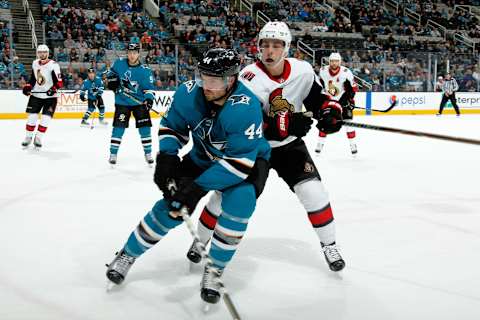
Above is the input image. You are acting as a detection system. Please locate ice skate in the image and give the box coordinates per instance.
[109,153,117,167]
[80,119,90,127]
[105,249,136,288]
[21,136,32,148]
[99,119,109,125]
[33,135,42,150]
[201,263,223,304]
[315,142,324,154]
[187,239,206,272]
[144,153,154,166]
[322,242,345,272]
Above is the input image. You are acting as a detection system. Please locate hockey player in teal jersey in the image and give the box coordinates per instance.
[105,43,155,165]
[80,68,107,126]
[106,48,271,304]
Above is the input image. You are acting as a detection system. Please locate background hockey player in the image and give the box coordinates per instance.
[105,43,155,165]
[316,52,358,155]
[21,44,63,149]
[80,67,107,126]
[187,22,346,273]
[106,48,271,304]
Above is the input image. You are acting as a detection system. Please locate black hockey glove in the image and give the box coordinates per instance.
[144,98,154,111]
[316,100,343,134]
[154,153,181,198]
[22,84,32,96]
[46,86,57,97]
[264,112,313,141]
[106,73,120,91]
[169,181,208,213]
[245,158,270,198]
[80,93,87,102]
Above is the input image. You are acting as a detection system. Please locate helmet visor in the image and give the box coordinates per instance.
[195,71,229,91]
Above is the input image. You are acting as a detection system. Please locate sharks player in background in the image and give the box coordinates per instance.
[105,43,155,165]
[106,48,270,304]
[187,22,346,273]
[80,68,107,126]
[316,52,358,155]
[21,44,63,149]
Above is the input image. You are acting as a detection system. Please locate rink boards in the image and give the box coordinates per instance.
[0,90,480,119]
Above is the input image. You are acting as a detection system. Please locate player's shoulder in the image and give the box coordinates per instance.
[223,83,262,120]
[287,58,314,74]
[341,66,353,74]
[176,80,198,96]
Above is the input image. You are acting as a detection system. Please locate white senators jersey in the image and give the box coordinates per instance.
[239,58,321,148]
[31,59,62,99]
[318,66,356,101]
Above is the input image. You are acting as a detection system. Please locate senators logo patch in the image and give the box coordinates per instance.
[268,88,294,116]
[327,81,340,97]
[36,70,46,86]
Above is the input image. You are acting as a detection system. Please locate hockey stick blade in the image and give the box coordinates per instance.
[344,122,480,146]
[353,100,397,113]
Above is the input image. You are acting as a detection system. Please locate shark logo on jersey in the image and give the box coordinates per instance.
[185,80,196,93]
[193,118,227,159]
[268,88,294,116]
[228,94,250,105]
[121,70,139,94]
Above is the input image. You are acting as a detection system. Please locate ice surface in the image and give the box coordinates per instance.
[1,115,480,320]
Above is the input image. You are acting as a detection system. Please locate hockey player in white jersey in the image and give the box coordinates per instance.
[316,52,358,155]
[21,45,63,149]
[186,22,346,272]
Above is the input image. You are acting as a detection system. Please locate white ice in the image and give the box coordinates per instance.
[1,115,480,320]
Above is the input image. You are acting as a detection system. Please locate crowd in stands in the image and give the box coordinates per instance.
[0,0,474,92]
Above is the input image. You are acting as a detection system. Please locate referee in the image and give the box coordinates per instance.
[437,72,460,116]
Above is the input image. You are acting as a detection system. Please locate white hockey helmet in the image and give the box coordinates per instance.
[36,44,50,59]
[329,52,342,62]
[257,21,292,57]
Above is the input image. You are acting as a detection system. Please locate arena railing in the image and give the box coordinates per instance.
[22,0,37,49]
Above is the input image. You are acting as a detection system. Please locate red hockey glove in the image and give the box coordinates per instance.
[264,111,313,141]
[22,84,32,96]
[316,100,343,134]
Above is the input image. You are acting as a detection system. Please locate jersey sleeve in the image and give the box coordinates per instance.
[158,88,190,155]
[194,99,264,191]
[97,78,104,95]
[343,68,358,99]
[80,80,88,97]
[303,68,330,114]
[51,63,63,89]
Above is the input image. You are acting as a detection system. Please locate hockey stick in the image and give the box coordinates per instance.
[352,99,398,113]
[118,89,160,115]
[90,99,97,130]
[178,206,242,320]
[31,89,79,94]
[344,122,480,146]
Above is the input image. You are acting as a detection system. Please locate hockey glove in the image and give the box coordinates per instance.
[106,73,120,91]
[154,153,181,198]
[245,158,270,198]
[144,98,154,111]
[169,181,208,213]
[46,86,57,97]
[80,93,87,102]
[316,100,343,134]
[22,84,32,96]
[264,112,313,141]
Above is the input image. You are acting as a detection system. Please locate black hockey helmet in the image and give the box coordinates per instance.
[127,43,140,52]
[197,48,240,77]
[87,67,95,73]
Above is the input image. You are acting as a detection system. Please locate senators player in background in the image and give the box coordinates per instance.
[317,52,358,155]
[21,45,63,150]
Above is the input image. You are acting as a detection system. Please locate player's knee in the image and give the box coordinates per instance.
[112,126,125,138]
[221,182,256,219]
[294,179,330,211]
[205,191,222,216]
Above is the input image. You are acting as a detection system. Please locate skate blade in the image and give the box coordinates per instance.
[202,302,211,314]
[106,281,116,292]
[188,261,202,274]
